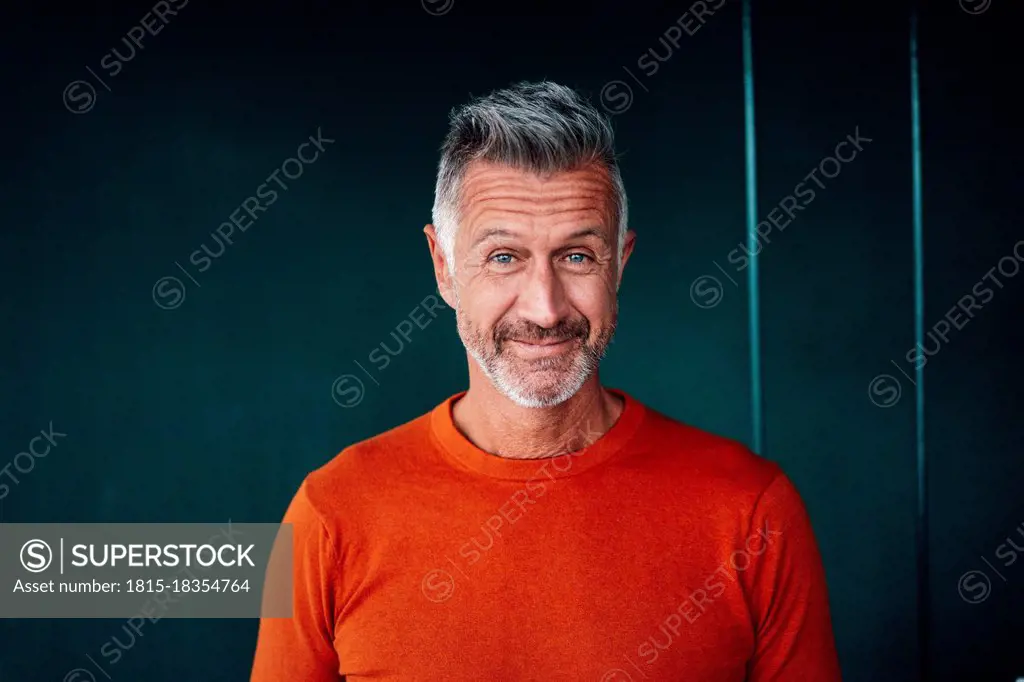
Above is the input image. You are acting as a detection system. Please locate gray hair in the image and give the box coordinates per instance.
[431,80,628,273]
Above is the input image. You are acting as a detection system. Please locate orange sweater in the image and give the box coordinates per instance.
[251,389,842,681]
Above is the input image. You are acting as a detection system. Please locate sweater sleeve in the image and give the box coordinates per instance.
[742,470,843,682]
[251,479,342,682]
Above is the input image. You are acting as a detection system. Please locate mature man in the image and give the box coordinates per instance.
[251,81,842,681]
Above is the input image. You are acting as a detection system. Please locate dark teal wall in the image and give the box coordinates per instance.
[1,0,1021,680]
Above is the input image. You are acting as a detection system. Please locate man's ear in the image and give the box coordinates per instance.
[616,228,636,291]
[423,224,457,309]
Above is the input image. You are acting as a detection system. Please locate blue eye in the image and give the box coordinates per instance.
[566,253,592,265]
[491,253,515,265]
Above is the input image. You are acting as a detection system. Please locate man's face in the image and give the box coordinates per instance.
[436,159,633,408]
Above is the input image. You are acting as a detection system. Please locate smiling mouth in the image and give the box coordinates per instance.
[504,337,579,358]
[511,338,573,346]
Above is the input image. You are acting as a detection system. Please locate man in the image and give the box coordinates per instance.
[251,80,843,681]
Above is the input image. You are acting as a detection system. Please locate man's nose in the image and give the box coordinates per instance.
[516,261,570,330]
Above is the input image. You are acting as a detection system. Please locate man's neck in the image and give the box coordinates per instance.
[451,372,624,460]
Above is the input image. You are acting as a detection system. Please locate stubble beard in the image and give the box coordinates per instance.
[455,297,617,409]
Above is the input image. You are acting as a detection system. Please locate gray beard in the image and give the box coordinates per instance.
[456,306,616,408]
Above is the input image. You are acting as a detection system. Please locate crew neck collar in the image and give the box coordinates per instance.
[429,387,647,481]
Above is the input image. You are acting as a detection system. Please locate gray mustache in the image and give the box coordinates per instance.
[496,322,588,345]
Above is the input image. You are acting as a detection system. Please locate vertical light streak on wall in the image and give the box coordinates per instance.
[742,0,764,455]
[909,7,929,682]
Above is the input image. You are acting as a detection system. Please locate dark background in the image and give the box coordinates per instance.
[1,0,1021,680]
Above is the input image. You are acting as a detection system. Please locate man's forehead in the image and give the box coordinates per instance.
[458,162,615,226]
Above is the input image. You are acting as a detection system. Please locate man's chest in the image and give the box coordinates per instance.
[331,478,757,681]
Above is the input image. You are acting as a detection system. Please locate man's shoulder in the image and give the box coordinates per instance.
[636,401,782,494]
[300,405,437,509]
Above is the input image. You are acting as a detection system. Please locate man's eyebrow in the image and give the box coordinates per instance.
[565,227,609,244]
[471,226,610,248]
[471,227,517,248]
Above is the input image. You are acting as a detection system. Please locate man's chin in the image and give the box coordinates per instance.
[498,350,579,377]
[490,359,592,406]
[502,384,578,409]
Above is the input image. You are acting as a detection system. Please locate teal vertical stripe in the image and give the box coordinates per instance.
[910,7,929,682]
[742,0,764,455]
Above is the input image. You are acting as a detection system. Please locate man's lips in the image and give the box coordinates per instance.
[508,337,575,346]
[503,337,578,358]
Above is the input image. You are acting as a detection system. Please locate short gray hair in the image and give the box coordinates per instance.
[431,80,628,272]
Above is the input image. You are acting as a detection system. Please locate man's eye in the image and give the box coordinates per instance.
[566,253,593,265]
[490,253,515,265]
